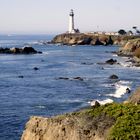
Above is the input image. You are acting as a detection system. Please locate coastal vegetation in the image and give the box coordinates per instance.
[21,102,140,140]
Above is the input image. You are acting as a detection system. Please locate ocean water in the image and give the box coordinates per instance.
[0,35,140,140]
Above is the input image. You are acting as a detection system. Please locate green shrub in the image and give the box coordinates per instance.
[84,103,140,139]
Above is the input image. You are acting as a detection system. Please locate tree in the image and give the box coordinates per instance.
[118,29,126,35]
[132,26,140,35]
[133,26,137,30]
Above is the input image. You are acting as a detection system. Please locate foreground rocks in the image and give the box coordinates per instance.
[127,87,140,104]
[21,86,140,140]
[109,74,119,79]
[117,38,140,66]
[0,47,42,54]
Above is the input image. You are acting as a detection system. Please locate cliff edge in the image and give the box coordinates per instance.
[21,87,140,140]
[51,33,139,46]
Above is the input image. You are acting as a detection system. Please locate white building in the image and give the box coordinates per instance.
[68,9,79,34]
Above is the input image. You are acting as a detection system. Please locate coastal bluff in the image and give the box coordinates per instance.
[51,33,139,46]
[117,38,140,66]
[21,87,140,140]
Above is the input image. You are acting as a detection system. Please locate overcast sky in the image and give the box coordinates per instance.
[0,0,140,34]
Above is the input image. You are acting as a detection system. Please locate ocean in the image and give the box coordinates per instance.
[0,35,140,140]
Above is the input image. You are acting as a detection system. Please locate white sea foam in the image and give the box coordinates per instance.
[60,99,83,103]
[35,105,46,109]
[120,62,132,67]
[112,54,117,57]
[108,80,131,98]
[88,98,113,106]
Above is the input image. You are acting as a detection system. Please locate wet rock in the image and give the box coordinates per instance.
[127,87,140,105]
[33,67,39,71]
[57,77,69,80]
[10,47,21,53]
[90,100,100,107]
[126,88,131,94]
[41,59,45,62]
[106,59,117,65]
[95,38,104,45]
[18,75,24,78]
[22,47,37,54]
[0,48,11,53]
[81,62,93,65]
[73,77,84,81]
[109,74,119,79]
[0,47,42,54]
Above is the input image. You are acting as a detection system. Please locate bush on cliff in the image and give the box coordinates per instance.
[79,103,140,140]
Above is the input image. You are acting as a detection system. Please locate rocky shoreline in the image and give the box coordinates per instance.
[51,33,140,46]
[0,46,42,54]
[21,87,140,140]
[20,35,140,140]
[117,38,140,66]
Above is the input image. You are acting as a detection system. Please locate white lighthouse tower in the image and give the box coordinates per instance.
[69,9,76,33]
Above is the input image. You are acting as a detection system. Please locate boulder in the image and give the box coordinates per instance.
[90,100,100,107]
[57,77,69,80]
[117,38,140,57]
[73,77,84,81]
[10,47,21,53]
[127,87,140,105]
[0,47,42,54]
[18,75,24,78]
[33,67,39,71]
[22,47,37,54]
[106,59,117,65]
[109,74,119,79]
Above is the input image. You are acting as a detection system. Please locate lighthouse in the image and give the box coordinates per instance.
[68,9,79,34]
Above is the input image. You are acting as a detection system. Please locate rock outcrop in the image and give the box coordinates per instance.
[117,38,140,57]
[51,33,140,46]
[21,100,140,140]
[21,110,115,140]
[51,33,114,46]
[0,47,42,54]
[117,38,140,66]
[126,87,140,104]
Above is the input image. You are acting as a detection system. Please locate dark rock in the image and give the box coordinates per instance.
[33,67,39,71]
[57,77,69,80]
[10,48,21,53]
[77,37,92,45]
[0,47,42,54]
[18,75,24,78]
[0,48,11,53]
[38,51,42,54]
[95,38,104,45]
[106,59,117,65]
[73,77,84,81]
[126,87,140,105]
[106,36,114,45]
[109,74,119,79]
[94,101,100,107]
[126,88,131,94]
[81,62,93,65]
[22,47,37,54]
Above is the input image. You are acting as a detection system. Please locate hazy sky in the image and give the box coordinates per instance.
[0,0,140,34]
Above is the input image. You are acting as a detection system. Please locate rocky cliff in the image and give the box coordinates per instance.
[51,33,115,45]
[21,87,140,140]
[117,38,140,66]
[51,33,139,46]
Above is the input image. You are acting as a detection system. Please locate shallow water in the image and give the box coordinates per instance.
[0,35,140,140]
